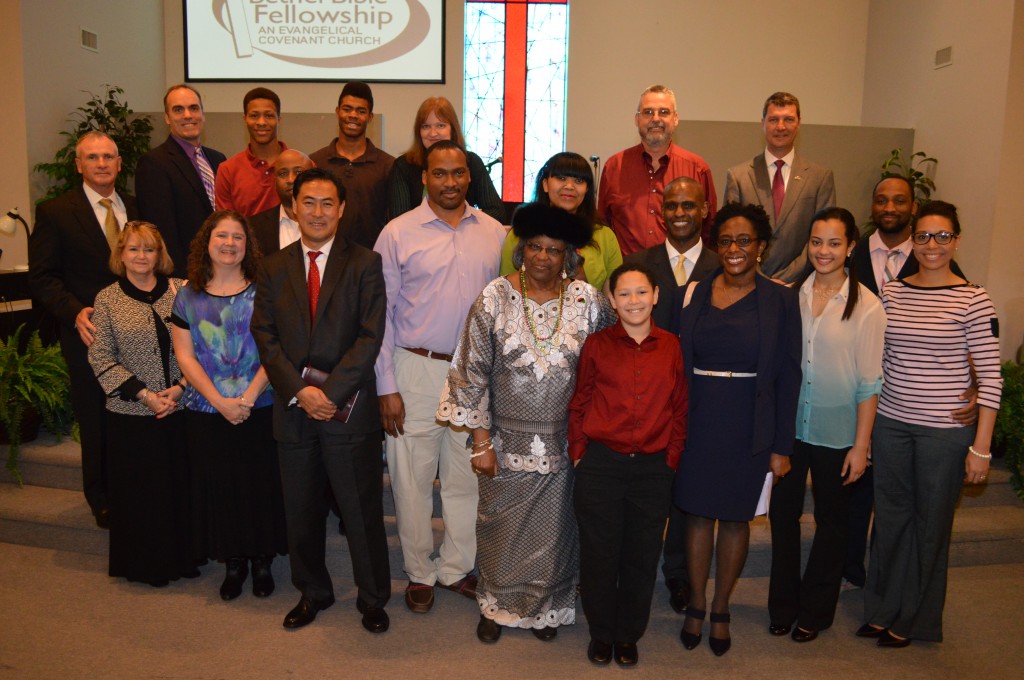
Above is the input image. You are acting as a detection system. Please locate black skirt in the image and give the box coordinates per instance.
[106,410,193,584]
[185,407,287,560]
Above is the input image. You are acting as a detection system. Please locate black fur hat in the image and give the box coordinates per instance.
[511,202,593,250]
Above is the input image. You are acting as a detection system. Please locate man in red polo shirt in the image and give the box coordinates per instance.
[598,85,717,256]
[215,87,288,217]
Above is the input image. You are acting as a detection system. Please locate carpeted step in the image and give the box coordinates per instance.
[9,436,83,490]
[0,482,107,556]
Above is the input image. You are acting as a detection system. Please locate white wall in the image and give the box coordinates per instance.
[863,0,1023,358]
[566,0,871,166]
[0,1,30,269]
[21,1,166,206]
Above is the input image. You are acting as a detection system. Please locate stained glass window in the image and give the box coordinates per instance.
[464,1,569,202]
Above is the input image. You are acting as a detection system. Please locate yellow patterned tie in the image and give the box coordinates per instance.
[673,255,687,285]
[98,198,120,249]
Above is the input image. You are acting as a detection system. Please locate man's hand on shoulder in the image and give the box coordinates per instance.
[378,392,405,437]
[75,307,96,346]
[296,385,338,421]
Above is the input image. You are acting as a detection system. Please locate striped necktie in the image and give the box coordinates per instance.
[194,146,216,208]
[882,249,901,288]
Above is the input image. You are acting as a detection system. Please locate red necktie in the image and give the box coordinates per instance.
[307,251,322,321]
[772,159,786,219]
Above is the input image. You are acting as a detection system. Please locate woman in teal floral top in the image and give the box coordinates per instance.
[171,210,287,602]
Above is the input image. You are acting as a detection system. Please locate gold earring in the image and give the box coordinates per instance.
[756,255,762,263]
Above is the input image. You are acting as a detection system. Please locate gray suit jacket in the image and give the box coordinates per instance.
[724,152,836,282]
[623,243,717,334]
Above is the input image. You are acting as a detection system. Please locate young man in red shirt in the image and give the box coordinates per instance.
[569,263,688,667]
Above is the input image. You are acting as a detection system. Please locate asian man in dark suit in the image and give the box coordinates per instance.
[29,131,138,527]
[136,84,225,277]
[724,92,836,283]
[250,149,312,257]
[251,167,391,634]
[622,176,716,615]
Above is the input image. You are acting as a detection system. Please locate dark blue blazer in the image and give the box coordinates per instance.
[678,270,802,457]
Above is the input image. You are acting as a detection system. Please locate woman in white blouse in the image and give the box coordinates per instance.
[768,208,886,643]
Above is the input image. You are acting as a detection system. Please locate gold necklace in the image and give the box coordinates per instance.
[520,271,564,355]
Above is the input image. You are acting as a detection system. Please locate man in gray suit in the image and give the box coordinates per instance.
[724,92,835,282]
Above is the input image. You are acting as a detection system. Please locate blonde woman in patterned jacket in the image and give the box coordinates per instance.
[89,221,192,587]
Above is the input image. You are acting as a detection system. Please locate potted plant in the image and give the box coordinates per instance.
[880,148,938,204]
[994,359,1024,502]
[33,85,153,203]
[0,325,74,484]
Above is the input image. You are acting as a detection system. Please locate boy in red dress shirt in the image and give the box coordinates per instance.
[569,262,688,667]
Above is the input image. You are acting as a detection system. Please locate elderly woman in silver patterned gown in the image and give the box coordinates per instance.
[437,202,615,644]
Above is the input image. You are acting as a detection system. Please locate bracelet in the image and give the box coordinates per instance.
[968,445,992,460]
[471,438,492,449]
[469,448,492,459]
[140,388,150,403]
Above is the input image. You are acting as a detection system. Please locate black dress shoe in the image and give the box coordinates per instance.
[680,607,705,650]
[877,630,911,648]
[709,611,731,656]
[791,626,818,643]
[476,615,502,643]
[587,640,612,665]
[361,606,390,633]
[666,578,690,614]
[94,508,110,530]
[283,596,333,629]
[220,558,249,601]
[856,623,886,638]
[614,642,638,666]
[250,556,275,598]
[531,626,557,641]
[769,622,792,636]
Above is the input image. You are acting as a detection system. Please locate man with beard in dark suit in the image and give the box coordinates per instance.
[29,131,138,528]
[135,84,225,276]
[251,168,391,634]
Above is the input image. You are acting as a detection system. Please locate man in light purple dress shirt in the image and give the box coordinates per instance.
[373,140,506,614]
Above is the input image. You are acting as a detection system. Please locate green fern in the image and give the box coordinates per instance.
[0,325,73,484]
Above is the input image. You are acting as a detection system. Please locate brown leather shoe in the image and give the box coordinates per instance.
[439,574,478,600]
[405,582,435,613]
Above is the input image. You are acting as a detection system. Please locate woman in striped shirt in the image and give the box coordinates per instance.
[859,200,1002,647]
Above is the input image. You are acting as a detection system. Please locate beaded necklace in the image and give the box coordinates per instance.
[520,270,564,355]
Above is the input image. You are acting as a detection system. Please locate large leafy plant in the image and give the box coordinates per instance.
[880,148,937,204]
[0,326,74,483]
[994,360,1024,502]
[33,85,153,203]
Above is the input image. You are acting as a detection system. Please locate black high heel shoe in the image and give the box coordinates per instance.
[680,607,705,650]
[709,611,731,656]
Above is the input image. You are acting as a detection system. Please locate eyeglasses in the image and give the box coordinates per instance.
[912,231,957,245]
[525,242,566,257]
[715,236,758,249]
[638,108,674,119]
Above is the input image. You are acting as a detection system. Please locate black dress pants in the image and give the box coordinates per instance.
[278,422,391,609]
[768,439,851,630]
[60,326,107,514]
[574,442,674,644]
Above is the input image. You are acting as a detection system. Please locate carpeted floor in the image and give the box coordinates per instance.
[1,537,1020,680]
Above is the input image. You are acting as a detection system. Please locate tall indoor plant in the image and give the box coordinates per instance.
[33,85,153,203]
